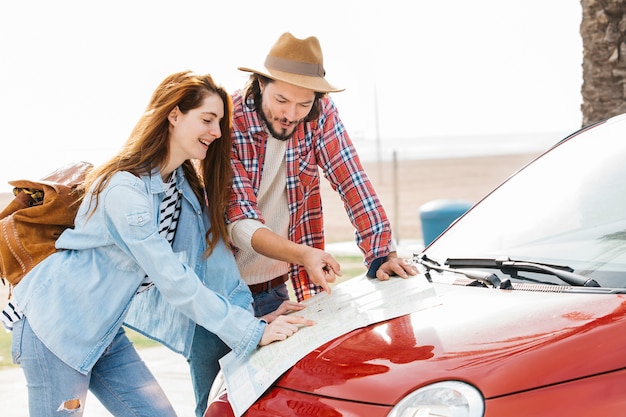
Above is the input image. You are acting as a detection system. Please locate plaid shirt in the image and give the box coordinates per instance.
[227,90,392,301]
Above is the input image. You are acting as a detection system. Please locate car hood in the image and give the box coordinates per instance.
[276,282,626,405]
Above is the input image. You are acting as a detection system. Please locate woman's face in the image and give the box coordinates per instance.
[168,93,224,166]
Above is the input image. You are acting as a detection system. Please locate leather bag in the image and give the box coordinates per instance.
[0,161,93,286]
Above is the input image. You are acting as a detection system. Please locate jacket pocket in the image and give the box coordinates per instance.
[11,317,24,364]
[126,210,153,240]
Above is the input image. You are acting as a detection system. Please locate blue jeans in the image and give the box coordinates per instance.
[12,318,176,417]
[187,324,231,417]
[252,282,290,317]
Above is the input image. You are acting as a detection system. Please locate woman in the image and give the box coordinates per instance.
[10,71,312,416]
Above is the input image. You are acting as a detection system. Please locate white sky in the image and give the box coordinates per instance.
[0,0,583,189]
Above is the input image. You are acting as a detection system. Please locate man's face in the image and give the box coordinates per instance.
[259,79,316,140]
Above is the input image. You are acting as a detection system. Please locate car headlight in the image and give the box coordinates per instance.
[388,381,484,417]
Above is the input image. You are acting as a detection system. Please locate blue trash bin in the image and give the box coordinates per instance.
[419,199,473,246]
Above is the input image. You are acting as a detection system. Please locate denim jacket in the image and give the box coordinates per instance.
[13,167,265,374]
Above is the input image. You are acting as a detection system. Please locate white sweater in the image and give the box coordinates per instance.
[228,136,290,285]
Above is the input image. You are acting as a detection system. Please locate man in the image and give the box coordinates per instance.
[227,32,417,317]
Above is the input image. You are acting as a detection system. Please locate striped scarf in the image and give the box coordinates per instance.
[136,174,181,293]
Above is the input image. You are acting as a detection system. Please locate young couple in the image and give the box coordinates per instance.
[9,32,416,416]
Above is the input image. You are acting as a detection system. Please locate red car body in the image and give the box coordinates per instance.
[206,285,626,416]
[206,114,626,416]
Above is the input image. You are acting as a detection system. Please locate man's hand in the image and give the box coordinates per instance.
[375,252,419,281]
[301,248,342,295]
[259,315,315,346]
[250,228,341,294]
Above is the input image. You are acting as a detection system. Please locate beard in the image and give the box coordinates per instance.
[259,108,301,141]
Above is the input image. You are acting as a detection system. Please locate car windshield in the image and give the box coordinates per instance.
[424,115,626,288]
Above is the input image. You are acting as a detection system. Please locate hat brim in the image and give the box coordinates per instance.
[238,65,344,93]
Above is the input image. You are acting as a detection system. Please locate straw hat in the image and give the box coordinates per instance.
[238,32,344,93]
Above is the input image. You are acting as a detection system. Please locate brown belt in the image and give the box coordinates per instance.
[248,274,288,294]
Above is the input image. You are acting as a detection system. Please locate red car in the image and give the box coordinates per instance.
[206,113,626,417]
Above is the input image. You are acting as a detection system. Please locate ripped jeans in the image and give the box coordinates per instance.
[12,318,177,417]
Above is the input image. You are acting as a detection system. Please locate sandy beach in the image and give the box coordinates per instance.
[0,152,540,243]
[320,152,540,243]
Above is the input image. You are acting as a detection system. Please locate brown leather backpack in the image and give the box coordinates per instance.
[0,161,93,287]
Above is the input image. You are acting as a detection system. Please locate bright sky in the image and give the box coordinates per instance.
[0,0,583,189]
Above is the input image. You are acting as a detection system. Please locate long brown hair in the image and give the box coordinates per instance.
[83,70,233,255]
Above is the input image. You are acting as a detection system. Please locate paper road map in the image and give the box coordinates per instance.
[219,274,440,416]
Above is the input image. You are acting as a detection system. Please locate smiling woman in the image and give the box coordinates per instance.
[2,70,313,417]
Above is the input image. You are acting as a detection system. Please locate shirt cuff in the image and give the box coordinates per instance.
[366,237,396,278]
[366,256,386,278]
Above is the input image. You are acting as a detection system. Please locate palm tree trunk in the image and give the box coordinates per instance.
[580,0,626,125]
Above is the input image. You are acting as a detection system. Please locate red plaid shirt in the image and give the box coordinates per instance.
[226,91,392,301]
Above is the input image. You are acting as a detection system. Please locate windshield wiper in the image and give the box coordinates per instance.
[416,254,513,289]
[446,256,600,287]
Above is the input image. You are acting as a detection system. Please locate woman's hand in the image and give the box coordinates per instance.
[259,315,315,346]
[260,300,306,323]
